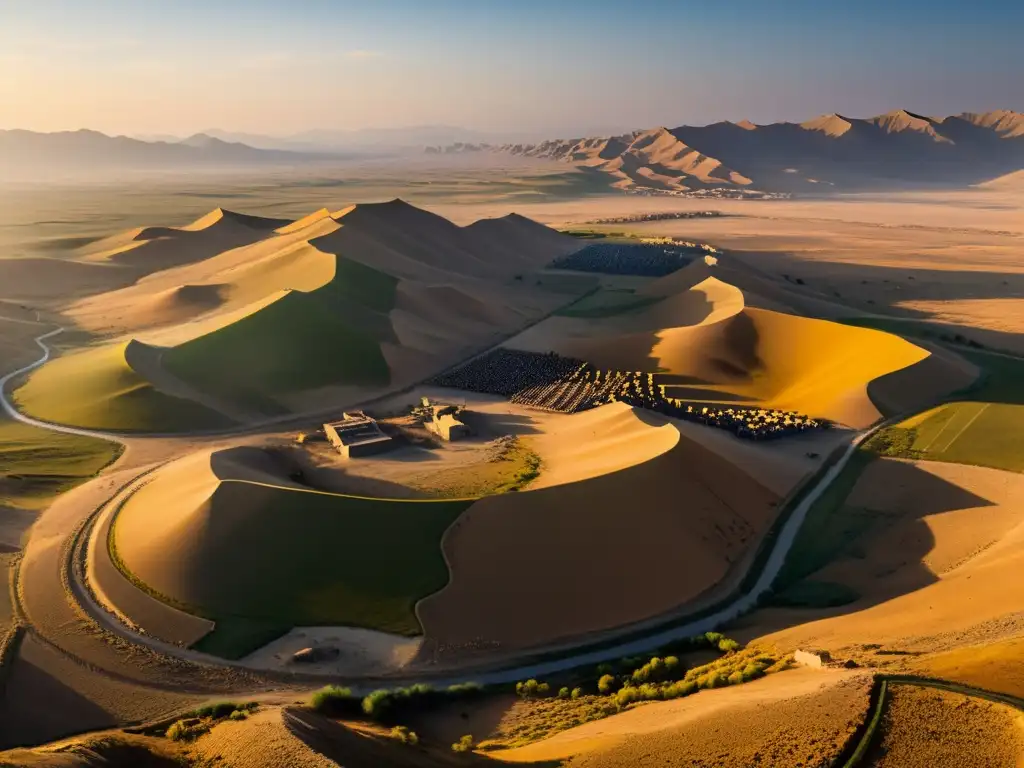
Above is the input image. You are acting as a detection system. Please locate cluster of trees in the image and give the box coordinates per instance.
[513,633,749,705]
[515,679,583,700]
[310,682,484,722]
[165,701,260,742]
[389,725,419,745]
[600,648,776,709]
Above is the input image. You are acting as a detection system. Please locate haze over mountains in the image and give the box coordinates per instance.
[5,109,1023,191]
[434,109,1024,192]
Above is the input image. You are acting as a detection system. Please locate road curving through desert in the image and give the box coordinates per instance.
[0,324,923,691]
[0,326,126,442]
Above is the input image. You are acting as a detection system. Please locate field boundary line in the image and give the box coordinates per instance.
[917,407,959,453]
[935,402,989,454]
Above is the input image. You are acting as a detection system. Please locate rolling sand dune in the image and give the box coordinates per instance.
[527,402,680,488]
[495,667,866,765]
[30,201,586,424]
[112,446,473,633]
[417,426,780,658]
[868,341,979,416]
[80,208,285,270]
[745,460,1024,654]
[12,340,234,432]
[195,706,500,768]
[979,169,1024,189]
[554,307,933,427]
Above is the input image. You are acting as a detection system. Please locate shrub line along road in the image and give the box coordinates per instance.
[0,319,987,693]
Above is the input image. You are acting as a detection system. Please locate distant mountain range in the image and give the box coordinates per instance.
[0,129,341,179]
[430,110,1024,192]
[0,125,553,179]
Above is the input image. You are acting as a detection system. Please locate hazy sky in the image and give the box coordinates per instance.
[1,0,1022,138]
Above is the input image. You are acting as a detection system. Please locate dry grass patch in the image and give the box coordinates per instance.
[868,685,1024,767]
[407,436,542,498]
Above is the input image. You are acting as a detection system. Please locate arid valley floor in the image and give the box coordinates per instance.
[1,163,1024,767]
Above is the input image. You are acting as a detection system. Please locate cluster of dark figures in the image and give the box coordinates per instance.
[549,242,701,276]
[435,349,823,442]
[427,349,584,398]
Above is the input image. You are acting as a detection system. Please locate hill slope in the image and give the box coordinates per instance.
[19,201,585,427]
[446,109,1024,192]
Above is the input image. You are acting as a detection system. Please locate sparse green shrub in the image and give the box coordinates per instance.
[558,687,570,699]
[452,734,474,753]
[166,719,210,742]
[727,671,744,685]
[310,685,361,716]
[570,688,583,700]
[228,710,248,721]
[718,638,741,653]
[516,679,540,699]
[598,674,618,694]
[362,689,394,718]
[192,701,242,719]
[704,631,724,646]
[390,725,419,745]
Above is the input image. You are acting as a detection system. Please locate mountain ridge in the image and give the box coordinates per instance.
[433,109,1024,192]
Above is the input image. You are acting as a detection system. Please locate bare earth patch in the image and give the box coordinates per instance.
[868,685,1024,768]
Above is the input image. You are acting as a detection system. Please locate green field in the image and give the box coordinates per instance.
[12,342,235,433]
[112,481,473,639]
[163,258,396,413]
[866,349,1024,473]
[0,415,122,510]
[773,347,1024,604]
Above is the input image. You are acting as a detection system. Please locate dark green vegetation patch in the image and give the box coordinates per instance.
[114,483,472,638]
[163,257,397,414]
[868,349,1024,473]
[0,416,122,509]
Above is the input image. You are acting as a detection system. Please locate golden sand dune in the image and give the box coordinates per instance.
[79,208,286,270]
[417,425,780,657]
[495,668,866,765]
[193,706,489,768]
[527,402,681,488]
[747,459,1024,653]
[38,202,585,423]
[522,293,951,427]
[980,169,1024,189]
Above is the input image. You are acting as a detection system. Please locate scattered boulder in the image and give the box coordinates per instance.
[292,646,340,664]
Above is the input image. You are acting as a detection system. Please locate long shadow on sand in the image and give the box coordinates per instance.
[284,707,561,767]
[730,457,999,642]
[0,647,115,749]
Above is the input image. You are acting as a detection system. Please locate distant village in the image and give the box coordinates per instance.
[624,186,791,200]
